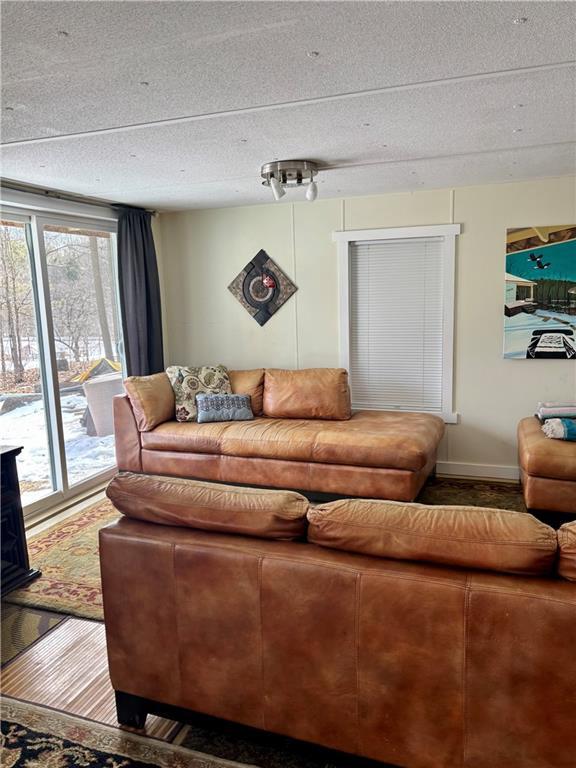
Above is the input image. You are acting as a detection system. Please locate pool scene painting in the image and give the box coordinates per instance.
[504,226,576,359]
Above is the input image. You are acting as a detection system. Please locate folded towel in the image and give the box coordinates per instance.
[537,401,576,409]
[542,418,576,441]
[536,405,576,421]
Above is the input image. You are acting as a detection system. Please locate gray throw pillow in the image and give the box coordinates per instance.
[196,393,254,423]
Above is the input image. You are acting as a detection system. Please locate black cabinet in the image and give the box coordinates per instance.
[1,446,41,596]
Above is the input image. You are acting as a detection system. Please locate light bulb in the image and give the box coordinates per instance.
[305,180,318,202]
[270,176,285,201]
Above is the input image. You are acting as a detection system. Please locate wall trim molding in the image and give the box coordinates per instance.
[436,461,520,481]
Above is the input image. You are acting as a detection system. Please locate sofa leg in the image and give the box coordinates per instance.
[115,691,148,729]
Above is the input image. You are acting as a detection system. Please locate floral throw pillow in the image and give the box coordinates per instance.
[166,364,232,422]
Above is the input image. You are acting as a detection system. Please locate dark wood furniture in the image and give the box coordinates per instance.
[1,446,41,596]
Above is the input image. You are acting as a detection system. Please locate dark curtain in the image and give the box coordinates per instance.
[117,207,164,376]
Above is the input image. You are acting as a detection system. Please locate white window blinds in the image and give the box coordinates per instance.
[349,236,445,414]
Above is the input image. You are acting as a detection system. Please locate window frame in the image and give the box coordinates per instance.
[0,191,122,518]
[333,224,461,424]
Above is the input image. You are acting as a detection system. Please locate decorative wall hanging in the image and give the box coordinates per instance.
[228,249,297,326]
[504,225,576,358]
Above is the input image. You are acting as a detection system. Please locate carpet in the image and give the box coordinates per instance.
[5,478,525,621]
[177,714,390,768]
[417,476,526,511]
[5,500,119,621]
[1,604,65,666]
[0,698,252,768]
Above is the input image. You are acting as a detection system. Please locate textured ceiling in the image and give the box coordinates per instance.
[1,1,575,210]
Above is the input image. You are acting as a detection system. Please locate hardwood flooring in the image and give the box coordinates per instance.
[1,616,182,742]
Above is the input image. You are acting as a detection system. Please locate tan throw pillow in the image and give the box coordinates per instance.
[123,372,175,431]
[557,521,576,581]
[229,369,265,416]
[166,364,231,422]
[307,499,557,576]
[106,472,308,540]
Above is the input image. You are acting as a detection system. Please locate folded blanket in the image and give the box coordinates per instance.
[542,418,576,441]
[536,404,576,421]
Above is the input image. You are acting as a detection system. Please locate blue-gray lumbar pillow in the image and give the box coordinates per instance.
[196,393,254,423]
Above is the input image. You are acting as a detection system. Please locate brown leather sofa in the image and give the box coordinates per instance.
[100,473,576,768]
[518,416,576,518]
[114,367,445,501]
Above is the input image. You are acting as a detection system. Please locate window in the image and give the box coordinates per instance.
[0,193,122,515]
[334,225,460,423]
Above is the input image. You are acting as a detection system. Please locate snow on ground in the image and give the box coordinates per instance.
[0,392,115,505]
[504,309,576,359]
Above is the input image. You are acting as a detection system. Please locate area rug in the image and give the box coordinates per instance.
[177,713,390,768]
[5,499,119,621]
[5,477,525,622]
[1,605,65,666]
[417,476,526,512]
[1,698,252,768]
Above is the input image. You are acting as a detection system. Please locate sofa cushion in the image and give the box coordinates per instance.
[557,521,576,581]
[141,410,444,472]
[106,472,308,540]
[229,368,265,416]
[123,372,175,431]
[307,499,557,576]
[166,364,231,422]
[518,416,576,481]
[263,368,351,420]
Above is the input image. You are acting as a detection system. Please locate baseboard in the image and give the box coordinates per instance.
[436,461,520,482]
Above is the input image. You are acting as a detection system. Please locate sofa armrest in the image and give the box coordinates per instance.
[113,394,142,473]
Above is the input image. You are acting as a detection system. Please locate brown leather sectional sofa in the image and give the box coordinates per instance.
[518,416,576,517]
[115,367,445,501]
[100,473,576,768]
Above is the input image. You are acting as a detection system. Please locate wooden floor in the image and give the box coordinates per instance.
[1,616,183,742]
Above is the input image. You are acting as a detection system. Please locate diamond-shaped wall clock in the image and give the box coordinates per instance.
[228,249,298,326]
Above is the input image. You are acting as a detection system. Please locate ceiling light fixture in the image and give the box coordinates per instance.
[512,16,528,24]
[512,128,523,133]
[261,160,319,202]
[307,50,320,58]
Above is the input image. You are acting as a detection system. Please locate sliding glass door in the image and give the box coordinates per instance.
[0,208,122,514]
[0,216,54,505]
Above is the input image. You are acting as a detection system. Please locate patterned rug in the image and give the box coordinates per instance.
[5,500,119,621]
[5,477,524,622]
[177,713,390,768]
[1,604,64,666]
[0,698,251,768]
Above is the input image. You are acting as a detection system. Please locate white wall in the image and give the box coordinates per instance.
[156,176,576,479]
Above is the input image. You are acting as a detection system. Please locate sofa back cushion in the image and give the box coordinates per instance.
[123,372,175,431]
[229,368,265,416]
[263,368,351,420]
[307,499,557,576]
[557,521,576,581]
[106,472,308,540]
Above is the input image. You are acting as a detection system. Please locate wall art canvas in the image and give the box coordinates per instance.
[228,249,297,326]
[504,225,576,359]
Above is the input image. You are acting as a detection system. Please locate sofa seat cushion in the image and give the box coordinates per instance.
[518,416,576,481]
[106,472,308,540]
[308,498,558,576]
[140,410,444,472]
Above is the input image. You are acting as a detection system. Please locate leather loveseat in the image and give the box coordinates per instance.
[100,472,576,768]
[114,367,444,501]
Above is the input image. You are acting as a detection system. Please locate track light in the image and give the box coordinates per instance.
[261,160,319,202]
[305,181,318,202]
[269,176,286,201]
